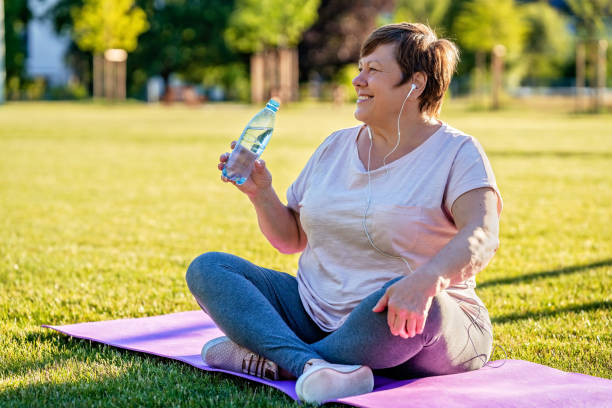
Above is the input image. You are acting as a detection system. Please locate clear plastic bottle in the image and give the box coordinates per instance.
[222,99,280,185]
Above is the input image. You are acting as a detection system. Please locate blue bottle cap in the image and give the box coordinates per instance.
[265,99,280,112]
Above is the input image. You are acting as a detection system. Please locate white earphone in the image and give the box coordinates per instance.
[368,84,416,141]
[363,83,503,359]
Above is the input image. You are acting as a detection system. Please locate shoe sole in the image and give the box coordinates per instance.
[201,336,229,365]
[295,364,374,404]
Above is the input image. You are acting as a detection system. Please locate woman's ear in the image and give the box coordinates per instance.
[410,72,427,97]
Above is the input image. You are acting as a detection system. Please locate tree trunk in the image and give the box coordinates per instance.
[104,56,114,100]
[474,50,486,106]
[264,49,279,100]
[590,41,597,111]
[160,71,171,103]
[0,0,5,105]
[491,45,506,110]
[251,48,300,104]
[595,39,607,112]
[575,41,585,112]
[118,59,126,100]
[278,48,290,104]
[93,53,104,99]
[250,52,264,104]
[291,48,299,102]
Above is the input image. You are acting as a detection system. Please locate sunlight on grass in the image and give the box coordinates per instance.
[1,100,610,406]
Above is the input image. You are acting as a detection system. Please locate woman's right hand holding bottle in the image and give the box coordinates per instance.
[218,141,273,199]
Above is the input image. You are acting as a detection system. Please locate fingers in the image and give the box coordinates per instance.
[387,309,424,338]
[253,159,266,172]
[404,317,416,338]
[372,292,388,312]
[415,314,426,335]
[230,140,236,149]
[387,309,396,333]
[393,311,410,338]
[219,152,229,172]
[220,174,234,184]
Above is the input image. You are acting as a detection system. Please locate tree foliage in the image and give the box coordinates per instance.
[453,0,526,53]
[71,0,149,53]
[4,0,31,89]
[129,0,240,86]
[521,1,573,82]
[48,0,242,97]
[225,0,320,52]
[392,0,451,30]
[298,0,394,79]
[567,0,612,39]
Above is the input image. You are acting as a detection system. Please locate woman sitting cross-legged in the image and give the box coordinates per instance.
[186,22,502,404]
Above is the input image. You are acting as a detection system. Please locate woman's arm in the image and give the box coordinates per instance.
[219,147,307,254]
[372,187,500,338]
[248,181,307,254]
[422,186,500,294]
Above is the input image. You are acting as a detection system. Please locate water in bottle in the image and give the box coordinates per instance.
[223,99,279,185]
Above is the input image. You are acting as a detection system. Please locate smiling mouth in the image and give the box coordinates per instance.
[357,95,373,102]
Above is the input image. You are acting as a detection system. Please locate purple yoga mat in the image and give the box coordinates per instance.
[43,310,612,407]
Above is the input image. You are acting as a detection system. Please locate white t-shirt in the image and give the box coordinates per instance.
[287,122,502,332]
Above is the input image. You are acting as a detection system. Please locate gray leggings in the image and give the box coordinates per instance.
[186,252,492,379]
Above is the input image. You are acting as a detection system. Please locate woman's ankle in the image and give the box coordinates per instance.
[279,366,296,380]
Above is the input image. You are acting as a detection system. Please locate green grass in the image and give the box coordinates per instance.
[1,100,610,407]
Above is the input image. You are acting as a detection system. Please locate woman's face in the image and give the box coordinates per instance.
[352,43,413,125]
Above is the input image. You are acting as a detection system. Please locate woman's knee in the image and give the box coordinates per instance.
[185,251,233,295]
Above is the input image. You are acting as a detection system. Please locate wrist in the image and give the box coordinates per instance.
[414,266,449,297]
[248,185,275,205]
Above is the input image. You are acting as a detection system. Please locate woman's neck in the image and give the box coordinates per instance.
[366,111,440,151]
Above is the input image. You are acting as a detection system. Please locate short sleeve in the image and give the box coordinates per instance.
[286,132,337,212]
[444,137,503,217]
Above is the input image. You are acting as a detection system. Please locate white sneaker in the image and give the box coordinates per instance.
[295,361,374,404]
[201,336,279,380]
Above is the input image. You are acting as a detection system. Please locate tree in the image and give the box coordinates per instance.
[298,0,394,84]
[521,2,573,85]
[71,0,148,99]
[225,0,320,103]
[566,0,612,111]
[1,0,4,104]
[567,0,611,40]
[49,0,243,100]
[128,0,242,100]
[3,0,31,100]
[453,0,526,108]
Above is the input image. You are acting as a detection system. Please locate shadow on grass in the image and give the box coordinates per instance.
[479,258,612,289]
[3,330,346,408]
[487,151,612,159]
[492,300,611,325]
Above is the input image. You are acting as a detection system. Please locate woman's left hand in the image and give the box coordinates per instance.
[372,272,438,338]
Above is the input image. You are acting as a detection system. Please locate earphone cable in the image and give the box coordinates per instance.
[361,83,506,368]
[362,85,416,274]
[363,126,414,274]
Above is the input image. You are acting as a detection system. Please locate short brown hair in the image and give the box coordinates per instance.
[361,23,459,117]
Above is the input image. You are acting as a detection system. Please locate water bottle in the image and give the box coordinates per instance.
[222,99,280,185]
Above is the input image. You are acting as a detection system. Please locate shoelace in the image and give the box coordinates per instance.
[242,352,278,380]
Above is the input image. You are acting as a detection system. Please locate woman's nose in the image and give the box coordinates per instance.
[352,71,366,87]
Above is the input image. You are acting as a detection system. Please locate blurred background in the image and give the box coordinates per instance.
[1,3,611,402]
[1,0,611,111]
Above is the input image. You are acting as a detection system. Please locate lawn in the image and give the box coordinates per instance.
[1,99,610,407]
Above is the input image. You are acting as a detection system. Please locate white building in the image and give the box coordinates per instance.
[26,0,72,86]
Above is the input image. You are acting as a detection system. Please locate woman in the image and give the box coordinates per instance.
[186,22,502,404]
